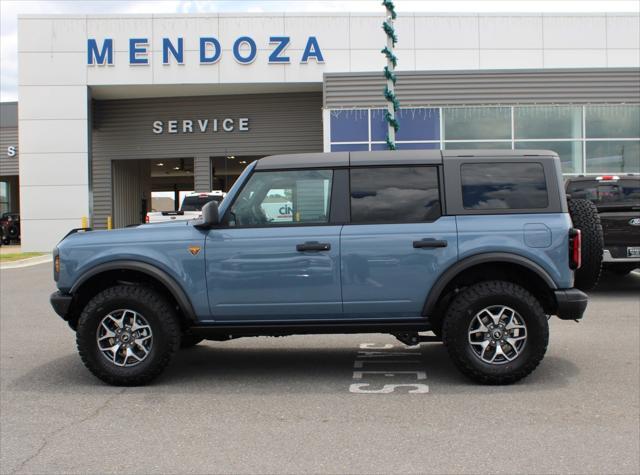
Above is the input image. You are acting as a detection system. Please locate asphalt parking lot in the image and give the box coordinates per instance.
[1,262,639,475]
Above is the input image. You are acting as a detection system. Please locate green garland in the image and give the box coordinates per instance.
[381,0,399,150]
[386,136,396,150]
[383,66,396,85]
[382,21,398,46]
[384,86,400,111]
[384,110,399,132]
[382,0,397,19]
[380,47,397,68]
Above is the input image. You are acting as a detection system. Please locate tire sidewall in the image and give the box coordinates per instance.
[77,288,176,381]
[447,289,548,378]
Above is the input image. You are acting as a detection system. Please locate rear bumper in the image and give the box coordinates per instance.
[603,249,640,263]
[50,291,72,320]
[554,288,588,320]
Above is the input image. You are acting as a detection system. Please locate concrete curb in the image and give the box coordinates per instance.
[0,254,53,270]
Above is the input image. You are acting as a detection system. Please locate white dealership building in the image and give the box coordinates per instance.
[4,12,640,250]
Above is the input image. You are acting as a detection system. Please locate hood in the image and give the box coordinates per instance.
[58,220,191,248]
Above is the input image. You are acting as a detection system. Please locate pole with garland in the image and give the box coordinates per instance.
[381,0,399,150]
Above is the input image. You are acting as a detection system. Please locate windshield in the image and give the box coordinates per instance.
[180,195,224,212]
[566,179,640,208]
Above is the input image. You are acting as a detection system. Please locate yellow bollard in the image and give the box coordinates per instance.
[107,216,113,230]
[81,216,88,229]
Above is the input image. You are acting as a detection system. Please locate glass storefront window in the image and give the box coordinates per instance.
[586,105,640,138]
[371,142,439,151]
[331,143,368,152]
[444,141,511,150]
[515,141,583,174]
[0,181,9,214]
[330,109,369,142]
[371,108,440,142]
[586,141,640,173]
[444,107,511,141]
[514,106,582,139]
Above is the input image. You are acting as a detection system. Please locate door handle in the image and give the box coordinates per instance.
[413,239,448,249]
[296,241,331,252]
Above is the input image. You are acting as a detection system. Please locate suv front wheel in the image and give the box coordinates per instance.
[76,285,181,386]
[442,281,549,385]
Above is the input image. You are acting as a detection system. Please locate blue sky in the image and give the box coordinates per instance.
[1,0,638,101]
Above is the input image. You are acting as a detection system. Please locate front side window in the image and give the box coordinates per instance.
[461,162,548,210]
[228,169,332,227]
[350,166,441,224]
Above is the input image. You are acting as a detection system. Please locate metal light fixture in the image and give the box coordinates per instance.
[227,155,235,160]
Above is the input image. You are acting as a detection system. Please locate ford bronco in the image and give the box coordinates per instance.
[50,150,589,386]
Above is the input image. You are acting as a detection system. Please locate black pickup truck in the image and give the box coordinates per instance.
[566,175,640,276]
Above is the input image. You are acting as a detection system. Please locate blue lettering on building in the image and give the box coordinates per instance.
[87,38,113,65]
[87,36,323,65]
[200,37,221,64]
[268,36,290,63]
[162,37,184,64]
[233,36,257,64]
[129,38,149,65]
[301,36,323,63]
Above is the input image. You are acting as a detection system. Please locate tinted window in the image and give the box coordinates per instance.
[461,163,548,210]
[567,179,640,208]
[350,167,441,224]
[229,170,332,227]
[180,195,224,211]
[444,107,511,141]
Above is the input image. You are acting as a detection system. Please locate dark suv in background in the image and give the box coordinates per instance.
[566,175,640,276]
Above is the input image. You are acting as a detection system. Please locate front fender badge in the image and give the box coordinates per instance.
[188,246,201,256]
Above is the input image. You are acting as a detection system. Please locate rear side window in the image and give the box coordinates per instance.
[461,162,548,210]
[350,166,441,224]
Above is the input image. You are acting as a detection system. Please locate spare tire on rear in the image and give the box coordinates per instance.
[568,198,603,291]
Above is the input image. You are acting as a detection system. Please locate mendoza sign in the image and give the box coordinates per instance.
[87,36,324,66]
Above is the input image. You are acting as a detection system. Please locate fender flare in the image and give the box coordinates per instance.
[70,260,197,323]
[422,252,557,316]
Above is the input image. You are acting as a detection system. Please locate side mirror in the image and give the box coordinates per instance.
[196,201,220,229]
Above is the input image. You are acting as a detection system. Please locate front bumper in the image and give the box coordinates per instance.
[554,288,588,320]
[50,291,72,320]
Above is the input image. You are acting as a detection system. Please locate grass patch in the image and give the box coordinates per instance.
[0,252,46,262]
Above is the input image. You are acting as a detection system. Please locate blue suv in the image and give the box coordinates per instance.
[50,150,588,386]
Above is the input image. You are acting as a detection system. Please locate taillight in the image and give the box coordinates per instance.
[569,228,582,270]
[145,215,149,223]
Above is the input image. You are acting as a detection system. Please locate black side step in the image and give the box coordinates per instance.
[190,320,431,339]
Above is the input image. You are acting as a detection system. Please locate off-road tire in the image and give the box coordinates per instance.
[568,198,603,291]
[442,280,549,385]
[180,334,204,348]
[76,285,181,386]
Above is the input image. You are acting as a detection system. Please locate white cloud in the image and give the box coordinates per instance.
[1,0,638,101]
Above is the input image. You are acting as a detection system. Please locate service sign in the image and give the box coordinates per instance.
[87,36,324,66]
[152,118,249,134]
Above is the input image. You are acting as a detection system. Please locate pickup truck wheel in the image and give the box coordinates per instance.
[76,285,180,386]
[442,281,549,385]
[180,335,204,349]
[568,198,603,291]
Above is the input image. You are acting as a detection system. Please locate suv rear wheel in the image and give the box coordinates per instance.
[442,281,549,385]
[76,285,181,386]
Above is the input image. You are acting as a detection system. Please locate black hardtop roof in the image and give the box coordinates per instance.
[255,149,559,170]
